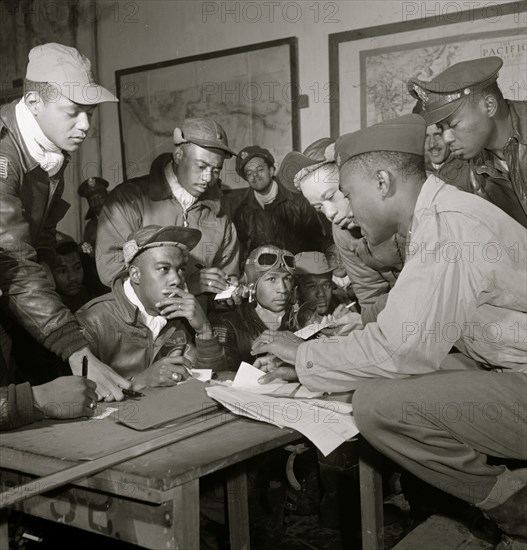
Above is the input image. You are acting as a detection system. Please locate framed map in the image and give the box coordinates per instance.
[329,1,526,136]
[116,38,300,185]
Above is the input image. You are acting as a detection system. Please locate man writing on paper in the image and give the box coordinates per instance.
[0,43,130,401]
[77,225,225,390]
[96,118,240,300]
[252,114,527,549]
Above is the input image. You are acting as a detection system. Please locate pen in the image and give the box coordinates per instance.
[82,355,88,378]
[122,388,144,398]
[195,262,231,283]
[345,301,357,309]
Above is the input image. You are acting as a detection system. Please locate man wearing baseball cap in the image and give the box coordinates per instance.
[77,225,224,387]
[253,114,527,549]
[0,43,129,402]
[232,145,328,263]
[408,56,527,227]
[96,117,240,300]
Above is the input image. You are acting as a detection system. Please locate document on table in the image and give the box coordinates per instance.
[232,362,324,398]
[206,385,358,457]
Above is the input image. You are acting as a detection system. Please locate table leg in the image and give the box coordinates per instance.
[359,438,384,550]
[171,479,200,550]
[226,462,250,550]
[0,508,8,549]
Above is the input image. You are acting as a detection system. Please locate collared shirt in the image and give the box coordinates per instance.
[164,162,197,214]
[296,175,527,392]
[123,278,167,340]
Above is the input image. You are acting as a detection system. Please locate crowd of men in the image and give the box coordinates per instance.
[0,42,525,548]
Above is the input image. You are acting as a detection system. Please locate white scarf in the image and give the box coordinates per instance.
[254,180,278,208]
[333,274,351,289]
[123,278,167,340]
[165,162,198,212]
[15,98,64,176]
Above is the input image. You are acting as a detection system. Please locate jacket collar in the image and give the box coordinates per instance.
[146,153,221,215]
[0,100,71,173]
[243,179,292,209]
[111,274,144,325]
[507,100,527,147]
[110,274,183,336]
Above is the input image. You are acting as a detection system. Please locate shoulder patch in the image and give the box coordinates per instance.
[0,156,8,180]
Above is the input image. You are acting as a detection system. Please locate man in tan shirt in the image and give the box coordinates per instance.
[253,114,527,549]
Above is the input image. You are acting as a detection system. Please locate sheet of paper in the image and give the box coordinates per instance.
[91,407,118,420]
[214,284,237,301]
[190,368,212,382]
[294,318,330,340]
[206,386,359,456]
[232,361,284,388]
[232,362,323,398]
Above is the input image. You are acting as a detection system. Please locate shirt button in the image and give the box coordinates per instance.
[306,361,313,369]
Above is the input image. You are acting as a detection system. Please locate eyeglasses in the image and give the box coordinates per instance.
[247,251,296,273]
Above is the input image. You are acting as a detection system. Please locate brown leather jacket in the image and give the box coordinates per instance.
[76,275,225,379]
[469,100,527,227]
[0,101,88,365]
[96,154,240,287]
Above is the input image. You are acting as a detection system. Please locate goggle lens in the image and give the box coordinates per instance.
[255,252,296,271]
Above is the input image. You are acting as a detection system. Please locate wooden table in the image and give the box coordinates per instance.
[0,411,300,549]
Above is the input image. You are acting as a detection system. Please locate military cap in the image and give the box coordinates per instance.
[26,43,117,105]
[295,251,335,276]
[78,176,109,198]
[173,118,235,157]
[122,225,201,266]
[303,138,335,161]
[277,151,321,193]
[236,146,275,180]
[407,56,503,125]
[335,114,426,169]
[55,231,78,249]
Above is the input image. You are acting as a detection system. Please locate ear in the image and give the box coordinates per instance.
[24,91,42,116]
[482,93,498,118]
[376,170,392,199]
[269,165,275,178]
[129,264,141,284]
[172,146,184,165]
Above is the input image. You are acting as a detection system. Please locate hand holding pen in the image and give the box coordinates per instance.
[187,262,231,295]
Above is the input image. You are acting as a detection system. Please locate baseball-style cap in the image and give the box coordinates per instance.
[173,118,235,157]
[407,56,503,125]
[26,43,118,105]
[295,251,335,276]
[235,146,275,180]
[78,176,109,198]
[335,114,426,169]
[122,225,201,266]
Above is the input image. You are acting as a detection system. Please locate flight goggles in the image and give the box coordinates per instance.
[246,249,296,274]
